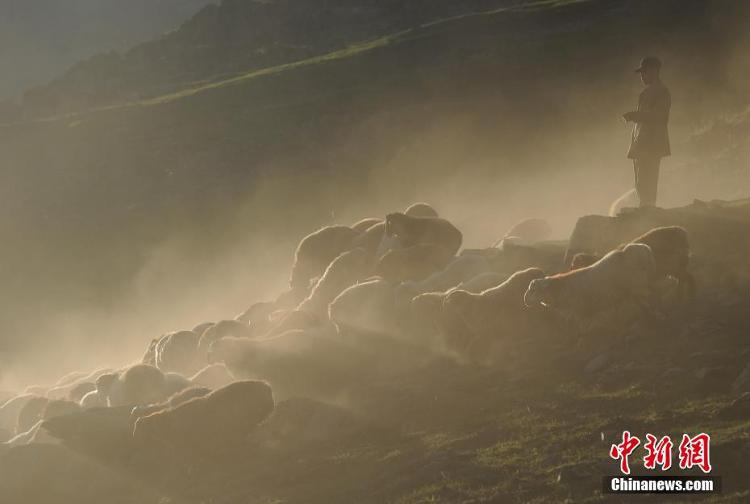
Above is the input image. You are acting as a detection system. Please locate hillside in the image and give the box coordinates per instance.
[1,0,749,384]
[0,0,214,103]
[9,0,523,120]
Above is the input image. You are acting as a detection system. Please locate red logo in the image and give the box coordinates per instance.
[609,431,641,475]
[678,433,712,474]
[643,434,673,471]
[609,432,712,474]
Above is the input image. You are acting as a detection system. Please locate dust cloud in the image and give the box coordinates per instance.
[1,0,749,396]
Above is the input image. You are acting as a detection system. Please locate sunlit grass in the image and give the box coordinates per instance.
[7,0,603,128]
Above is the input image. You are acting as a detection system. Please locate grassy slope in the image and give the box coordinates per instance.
[85,0,590,110]
[19,0,577,118]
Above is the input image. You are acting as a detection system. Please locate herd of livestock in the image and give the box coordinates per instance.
[0,202,696,469]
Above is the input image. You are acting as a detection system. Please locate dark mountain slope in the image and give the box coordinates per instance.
[0,0,214,102]
[13,0,521,119]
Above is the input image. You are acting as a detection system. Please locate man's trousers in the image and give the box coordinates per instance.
[633,157,661,207]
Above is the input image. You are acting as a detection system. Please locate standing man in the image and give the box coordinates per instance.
[623,57,671,208]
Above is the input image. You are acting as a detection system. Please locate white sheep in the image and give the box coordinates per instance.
[296,247,373,318]
[132,380,275,457]
[441,268,546,361]
[79,389,107,409]
[408,272,507,343]
[0,394,35,433]
[290,225,360,289]
[385,212,462,256]
[404,202,439,218]
[154,330,202,376]
[395,255,491,307]
[328,278,399,336]
[351,217,382,233]
[197,319,253,357]
[375,244,454,283]
[46,368,112,401]
[96,364,170,407]
[208,327,373,400]
[524,243,656,323]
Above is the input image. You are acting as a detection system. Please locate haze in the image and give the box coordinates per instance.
[0,0,748,441]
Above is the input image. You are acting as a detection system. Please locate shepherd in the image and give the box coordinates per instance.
[623,57,671,208]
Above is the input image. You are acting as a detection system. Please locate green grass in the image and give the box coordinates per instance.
[131,0,600,109]
[6,0,602,128]
[374,373,748,503]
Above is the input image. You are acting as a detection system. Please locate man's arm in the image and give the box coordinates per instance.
[623,88,670,124]
[625,107,668,124]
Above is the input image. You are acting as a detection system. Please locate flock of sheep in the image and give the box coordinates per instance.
[0,202,694,474]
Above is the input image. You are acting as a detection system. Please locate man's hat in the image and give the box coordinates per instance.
[635,56,661,73]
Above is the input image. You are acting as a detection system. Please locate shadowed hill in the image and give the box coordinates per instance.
[0,0,215,103]
[11,0,522,119]
[1,0,749,381]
